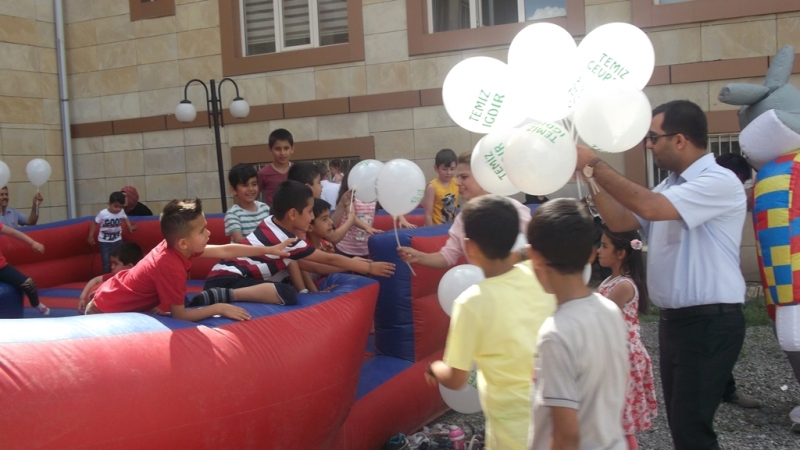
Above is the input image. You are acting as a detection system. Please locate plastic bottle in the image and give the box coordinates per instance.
[449,426,466,450]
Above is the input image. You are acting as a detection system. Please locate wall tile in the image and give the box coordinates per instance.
[648,26,702,66]
[269,117,318,142]
[1,42,40,72]
[65,46,96,73]
[267,71,316,103]
[64,0,94,23]
[36,20,55,48]
[41,73,59,99]
[365,30,409,65]
[35,0,54,22]
[39,48,57,73]
[702,20,777,61]
[144,147,186,175]
[185,144,221,172]
[585,1,631,34]
[45,130,63,155]
[318,113,369,140]
[100,66,139,96]
[409,55,462,90]
[1,128,45,156]
[185,126,226,146]
[413,105,456,129]
[69,97,102,123]
[1,0,38,20]
[413,126,471,160]
[314,66,367,99]
[102,133,143,152]
[177,27,221,59]
[0,15,39,46]
[139,87,181,117]
[187,171,221,198]
[138,61,181,90]
[43,98,60,125]
[95,14,135,45]
[226,121,271,147]
[145,173,188,201]
[104,149,144,177]
[362,0,406,35]
[72,136,104,154]
[92,0,129,18]
[178,55,223,84]
[0,97,43,124]
[176,0,220,32]
[136,34,178,65]
[100,92,140,120]
[368,109,412,133]
[143,129,185,149]
[366,62,410,94]
[97,40,137,70]
[778,16,800,49]
[220,76,268,107]
[74,153,105,179]
[76,179,108,205]
[0,69,42,98]
[68,72,100,99]
[373,130,414,161]
[644,82,710,112]
[134,16,178,38]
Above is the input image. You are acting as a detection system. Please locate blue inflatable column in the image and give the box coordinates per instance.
[0,282,23,319]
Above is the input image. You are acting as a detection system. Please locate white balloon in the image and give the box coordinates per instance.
[471,129,520,196]
[437,264,485,316]
[508,23,579,121]
[348,159,384,203]
[505,122,577,195]
[574,88,652,153]
[511,233,528,253]
[442,57,528,134]
[439,367,482,413]
[0,161,9,188]
[26,158,51,187]
[375,159,427,217]
[568,22,655,111]
[583,264,592,285]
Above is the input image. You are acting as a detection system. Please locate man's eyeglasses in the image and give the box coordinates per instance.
[643,133,678,145]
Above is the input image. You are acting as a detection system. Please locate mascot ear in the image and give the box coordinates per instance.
[765,45,795,90]
[719,84,770,106]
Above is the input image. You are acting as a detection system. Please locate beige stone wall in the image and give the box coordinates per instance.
[0,0,66,223]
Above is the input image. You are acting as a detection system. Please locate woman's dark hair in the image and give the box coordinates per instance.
[336,166,351,206]
[602,228,649,314]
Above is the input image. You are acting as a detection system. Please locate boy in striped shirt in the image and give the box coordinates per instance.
[225,163,271,243]
[195,181,395,307]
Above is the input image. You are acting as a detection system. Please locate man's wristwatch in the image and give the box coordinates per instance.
[582,157,602,179]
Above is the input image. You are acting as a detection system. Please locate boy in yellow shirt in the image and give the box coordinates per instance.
[425,195,555,449]
[423,148,459,226]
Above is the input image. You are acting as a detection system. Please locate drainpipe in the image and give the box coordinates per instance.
[54,0,77,218]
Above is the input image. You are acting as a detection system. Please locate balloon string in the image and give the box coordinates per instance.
[394,216,416,276]
[576,171,584,200]
[350,189,355,214]
[35,186,39,216]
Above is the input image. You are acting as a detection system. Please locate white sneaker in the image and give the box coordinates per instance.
[35,303,50,316]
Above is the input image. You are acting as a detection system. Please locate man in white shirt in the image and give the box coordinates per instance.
[317,163,341,211]
[575,100,747,450]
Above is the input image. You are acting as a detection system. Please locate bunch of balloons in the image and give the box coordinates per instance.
[444,22,655,196]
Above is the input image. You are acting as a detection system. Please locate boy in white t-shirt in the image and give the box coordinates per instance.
[88,191,137,273]
[525,198,628,450]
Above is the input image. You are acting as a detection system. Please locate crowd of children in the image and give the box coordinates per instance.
[7,126,668,450]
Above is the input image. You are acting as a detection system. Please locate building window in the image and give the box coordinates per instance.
[428,0,565,33]
[241,0,348,56]
[646,133,742,188]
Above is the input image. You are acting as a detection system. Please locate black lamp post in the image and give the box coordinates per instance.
[175,78,250,212]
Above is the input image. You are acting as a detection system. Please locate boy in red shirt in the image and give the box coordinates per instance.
[78,242,143,313]
[86,199,294,322]
[258,128,294,208]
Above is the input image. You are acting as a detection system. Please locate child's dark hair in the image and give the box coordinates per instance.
[316,163,330,178]
[716,153,752,183]
[110,242,144,266]
[336,166,351,205]
[602,228,649,314]
[527,198,594,274]
[228,163,257,187]
[462,195,519,260]
[109,191,125,204]
[268,128,294,148]
[272,181,313,220]
[160,199,203,246]
[312,198,331,222]
[287,162,320,186]
[329,159,342,170]
[435,148,457,168]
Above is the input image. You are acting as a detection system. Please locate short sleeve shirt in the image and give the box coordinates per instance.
[0,223,7,268]
[93,240,194,313]
[444,262,556,449]
[441,197,531,267]
[529,294,628,450]
[320,180,341,210]
[257,164,290,208]
[635,154,747,309]
[0,207,27,228]
[224,202,271,241]
[95,208,127,243]
[208,216,314,281]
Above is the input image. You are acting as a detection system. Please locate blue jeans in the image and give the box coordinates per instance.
[99,241,122,274]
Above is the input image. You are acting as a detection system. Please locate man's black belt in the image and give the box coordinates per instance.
[660,303,742,321]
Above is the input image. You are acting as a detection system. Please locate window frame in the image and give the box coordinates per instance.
[219,0,364,77]
[407,0,584,57]
[632,0,800,29]
[129,0,175,22]
[426,0,567,34]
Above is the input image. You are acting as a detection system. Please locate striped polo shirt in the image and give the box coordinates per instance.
[224,201,270,242]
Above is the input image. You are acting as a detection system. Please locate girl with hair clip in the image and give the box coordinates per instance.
[596,229,658,450]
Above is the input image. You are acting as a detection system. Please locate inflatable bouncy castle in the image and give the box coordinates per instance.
[0,211,453,449]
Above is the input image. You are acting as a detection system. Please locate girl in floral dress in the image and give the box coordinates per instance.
[596,229,658,450]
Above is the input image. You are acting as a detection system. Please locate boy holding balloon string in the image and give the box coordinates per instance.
[426,195,554,450]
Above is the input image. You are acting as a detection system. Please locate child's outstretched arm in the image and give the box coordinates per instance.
[124,216,137,233]
[425,360,469,390]
[200,238,297,259]
[398,215,417,229]
[354,216,382,235]
[304,250,394,277]
[1,226,44,253]
[422,184,435,227]
[78,275,104,312]
[170,303,251,322]
[87,222,97,246]
[330,189,353,226]
[396,246,448,269]
[327,210,355,244]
